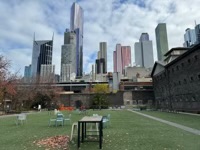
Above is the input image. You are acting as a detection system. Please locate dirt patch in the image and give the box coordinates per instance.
[33,135,70,150]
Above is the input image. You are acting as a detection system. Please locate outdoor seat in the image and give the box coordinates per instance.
[49,118,56,126]
[55,113,64,126]
[64,114,71,125]
[70,122,78,141]
[103,114,110,128]
[16,113,27,125]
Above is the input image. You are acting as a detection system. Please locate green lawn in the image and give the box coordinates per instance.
[140,110,200,130]
[0,110,199,150]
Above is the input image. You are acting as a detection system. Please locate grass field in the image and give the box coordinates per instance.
[140,110,200,130]
[0,110,199,150]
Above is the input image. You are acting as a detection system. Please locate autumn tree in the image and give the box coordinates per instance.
[14,75,62,110]
[0,55,18,112]
[92,84,109,109]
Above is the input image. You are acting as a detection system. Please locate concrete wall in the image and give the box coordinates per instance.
[59,90,154,108]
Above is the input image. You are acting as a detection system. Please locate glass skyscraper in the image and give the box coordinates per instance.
[113,44,132,75]
[135,33,154,68]
[183,28,196,47]
[70,2,84,77]
[155,23,169,61]
[195,24,200,44]
[31,39,53,77]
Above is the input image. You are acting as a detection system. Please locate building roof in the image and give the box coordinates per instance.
[165,43,200,67]
[164,47,189,56]
[151,61,165,77]
[151,43,200,77]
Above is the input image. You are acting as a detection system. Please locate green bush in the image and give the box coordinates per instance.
[136,105,147,110]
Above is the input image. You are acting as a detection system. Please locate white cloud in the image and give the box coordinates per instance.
[1,0,200,76]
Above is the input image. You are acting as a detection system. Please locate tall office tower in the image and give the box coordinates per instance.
[40,64,55,82]
[155,23,169,61]
[135,33,154,68]
[139,33,149,42]
[60,64,72,82]
[121,46,131,74]
[70,2,84,77]
[24,64,31,82]
[60,29,76,82]
[96,42,107,74]
[99,42,107,73]
[31,36,53,77]
[183,28,196,47]
[95,58,105,74]
[24,64,31,78]
[113,44,131,74]
[195,24,200,44]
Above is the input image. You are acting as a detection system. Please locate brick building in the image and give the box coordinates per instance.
[151,45,200,112]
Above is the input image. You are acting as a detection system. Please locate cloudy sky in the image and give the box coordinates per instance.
[0,0,200,76]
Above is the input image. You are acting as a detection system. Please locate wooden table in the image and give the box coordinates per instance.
[78,116,103,149]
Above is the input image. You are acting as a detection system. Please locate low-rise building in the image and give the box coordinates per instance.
[151,45,200,112]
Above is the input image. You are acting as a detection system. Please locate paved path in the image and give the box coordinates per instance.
[0,111,39,119]
[178,112,200,117]
[128,109,200,136]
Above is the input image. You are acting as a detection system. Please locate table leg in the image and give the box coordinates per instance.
[84,122,87,138]
[78,122,80,148]
[99,121,102,149]
[82,122,84,142]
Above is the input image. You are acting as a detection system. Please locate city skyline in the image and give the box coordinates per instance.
[1,0,200,75]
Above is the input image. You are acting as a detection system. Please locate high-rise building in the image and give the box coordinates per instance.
[139,33,149,42]
[95,42,107,74]
[60,29,76,82]
[135,33,154,68]
[183,28,196,47]
[155,23,169,61]
[195,24,200,44]
[70,2,84,77]
[121,46,131,74]
[99,42,107,72]
[40,64,55,82]
[113,44,131,74]
[95,58,105,74]
[31,36,53,77]
[60,64,72,82]
[24,64,31,78]
[24,64,31,83]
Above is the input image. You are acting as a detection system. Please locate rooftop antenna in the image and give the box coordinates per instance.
[195,20,197,26]
[33,32,35,41]
[52,32,54,41]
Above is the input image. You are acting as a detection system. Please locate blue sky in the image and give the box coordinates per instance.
[0,0,200,76]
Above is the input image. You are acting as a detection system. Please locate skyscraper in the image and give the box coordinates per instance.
[60,29,76,82]
[155,23,169,61]
[40,64,55,83]
[113,44,131,74]
[183,28,196,47]
[121,46,131,74]
[99,42,107,73]
[95,42,107,74]
[139,33,149,42]
[195,24,200,44]
[70,2,84,77]
[24,64,31,78]
[31,36,53,77]
[135,33,154,68]
[95,58,105,74]
[24,64,31,82]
